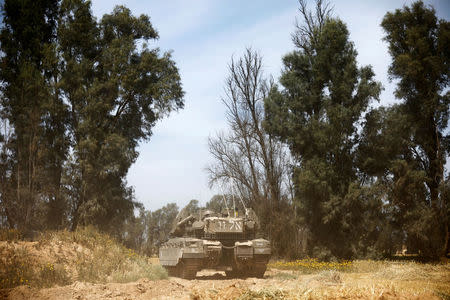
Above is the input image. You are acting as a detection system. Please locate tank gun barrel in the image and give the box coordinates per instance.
[176,215,195,227]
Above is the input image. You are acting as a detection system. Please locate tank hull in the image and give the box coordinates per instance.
[159,237,270,279]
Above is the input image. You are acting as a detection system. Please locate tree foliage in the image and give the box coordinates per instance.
[264,0,382,259]
[0,0,184,234]
[57,1,183,232]
[122,203,179,256]
[377,1,449,256]
[0,0,62,231]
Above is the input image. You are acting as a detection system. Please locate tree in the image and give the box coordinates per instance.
[0,0,63,231]
[380,1,449,256]
[357,105,419,256]
[205,194,247,217]
[122,204,147,252]
[207,48,296,257]
[121,203,179,256]
[0,0,184,234]
[183,199,201,216]
[147,203,179,254]
[205,195,229,213]
[264,0,382,259]
[56,1,184,233]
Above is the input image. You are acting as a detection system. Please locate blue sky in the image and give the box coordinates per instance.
[89,0,450,211]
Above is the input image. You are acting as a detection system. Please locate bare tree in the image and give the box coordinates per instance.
[292,0,332,54]
[206,49,295,256]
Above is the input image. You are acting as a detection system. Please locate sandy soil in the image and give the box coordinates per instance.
[0,240,90,281]
[1,240,447,299]
[2,269,277,300]
[1,268,444,300]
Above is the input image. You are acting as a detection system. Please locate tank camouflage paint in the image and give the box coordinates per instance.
[159,208,271,279]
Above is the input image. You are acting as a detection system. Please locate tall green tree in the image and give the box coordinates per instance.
[56,0,184,232]
[357,105,425,256]
[0,0,64,230]
[381,1,449,256]
[0,0,184,234]
[264,0,382,259]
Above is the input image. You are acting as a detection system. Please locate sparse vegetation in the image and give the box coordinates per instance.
[190,261,449,299]
[37,262,71,288]
[0,245,33,289]
[0,227,167,289]
[268,272,298,280]
[45,227,168,284]
[269,258,450,278]
[237,289,287,300]
[0,244,70,289]
[266,259,450,298]
[269,258,352,273]
[0,229,22,242]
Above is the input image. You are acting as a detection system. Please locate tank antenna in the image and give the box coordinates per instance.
[231,183,236,217]
[219,184,230,216]
[229,177,248,216]
[226,174,237,217]
[227,174,247,217]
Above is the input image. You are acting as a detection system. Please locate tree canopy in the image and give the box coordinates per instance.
[0,0,184,234]
[379,0,449,256]
[264,0,383,259]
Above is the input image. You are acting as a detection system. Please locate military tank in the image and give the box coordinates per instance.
[159,206,271,279]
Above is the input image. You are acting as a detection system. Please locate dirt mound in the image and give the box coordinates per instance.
[0,240,89,281]
[0,228,167,291]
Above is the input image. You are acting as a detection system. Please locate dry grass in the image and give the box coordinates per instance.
[0,245,33,288]
[0,228,22,242]
[268,258,450,299]
[268,258,352,273]
[191,260,448,300]
[268,271,298,280]
[0,227,167,289]
[2,229,449,299]
[237,289,287,300]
